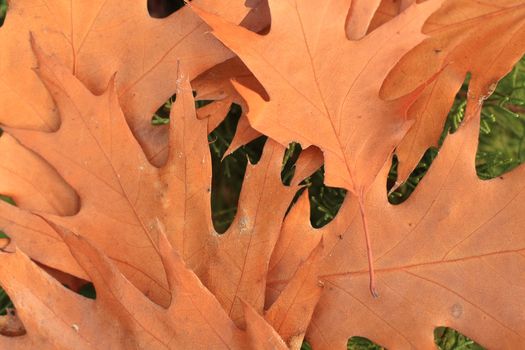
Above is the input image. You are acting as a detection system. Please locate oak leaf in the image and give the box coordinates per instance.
[384,0,525,183]
[193,0,443,195]
[0,220,289,350]
[1,1,525,349]
[0,0,265,164]
[192,57,265,156]
[193,0,449,296]
[201,138,322,325]
[2,40,213,305]
[268,102,525,349]
[0,34,325,347]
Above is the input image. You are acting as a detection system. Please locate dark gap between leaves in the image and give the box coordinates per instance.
[147,0,185,18]
[0,0,7,27]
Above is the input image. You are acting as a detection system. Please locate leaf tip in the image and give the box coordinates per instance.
[106,72,119,92]
[28,32,49,67]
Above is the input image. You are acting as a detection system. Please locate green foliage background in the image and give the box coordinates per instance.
[1,1,525,349]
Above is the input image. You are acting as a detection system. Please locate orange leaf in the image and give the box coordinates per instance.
[0,220,276,349]
[0,0,265,163]
[385,0,525,182]
[270,102,525,348]
[193,0,443,195]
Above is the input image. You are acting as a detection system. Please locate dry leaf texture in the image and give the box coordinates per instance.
[1,0,525,349]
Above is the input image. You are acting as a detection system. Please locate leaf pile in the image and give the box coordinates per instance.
[0,0,524,349]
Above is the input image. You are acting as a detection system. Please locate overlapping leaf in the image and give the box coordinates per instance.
[385,0,525,182]
[0,31,326,347]
[1,0,525,349]
[2,42,210,305]
[0,37,316,298]
[192,57,265,155]
[0,221,289,349]
[202,138,322,325]
[268,102,525,349]
[193,0,443,195]
[0,0,266,164]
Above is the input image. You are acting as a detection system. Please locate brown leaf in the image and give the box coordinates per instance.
[3,40,214,306]
[2,1,524,349]
[385,0,525,182]
[0,220,270,349]
[193,0,443,195]
[0,133,78,215]
[193,1,448,296]
[202,139,322,325]
[0,0,264,164]
[1,32,324,345]
[192,57,265,153]
[242,300,288,350]
[267,194,321,305]
[0,132,86,277]
[265,240,324,349]
[0,201,88,280]
[270,102,525,348]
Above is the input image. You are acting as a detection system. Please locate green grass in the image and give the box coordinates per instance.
[1,1,524,348]
[388,58,525,205]
[0,0,6,27]
[0,195,14,315]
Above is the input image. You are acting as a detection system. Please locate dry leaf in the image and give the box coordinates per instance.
[265,240,324,349]
[193,0,442,195]
[1,1,525,349]
[0,0,265,164]
[268,101,525,349]
[1,29,324,347]
[193,0,448,295]
[202,140,322,324]
[0,220,281,349]
[385,0,525,183]
[192,57,264,154]
[3,40,210,305]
